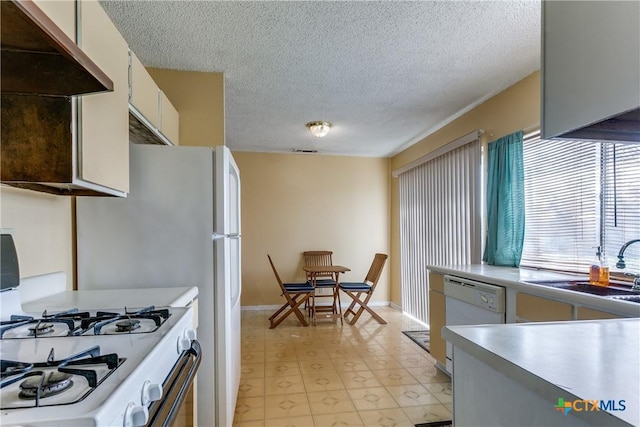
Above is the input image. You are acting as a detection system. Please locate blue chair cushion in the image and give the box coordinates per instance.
[308,279,336,287]
[284,282,314,292]
[339,282,371,291]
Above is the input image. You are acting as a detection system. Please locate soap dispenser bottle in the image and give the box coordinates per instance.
[589,247,601,285]
[589,247,609,286]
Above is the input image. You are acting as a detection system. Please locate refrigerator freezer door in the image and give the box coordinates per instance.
[214,146,241,236]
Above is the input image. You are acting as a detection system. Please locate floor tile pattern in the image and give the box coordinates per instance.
[234,307,452,427]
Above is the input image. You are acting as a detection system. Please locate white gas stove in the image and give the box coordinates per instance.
[0,290,200,427]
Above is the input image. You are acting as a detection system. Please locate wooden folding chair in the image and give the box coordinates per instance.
[267,255,315,329]
[303,250,337,316]
[302,251,336,286]
[339,253,388,325]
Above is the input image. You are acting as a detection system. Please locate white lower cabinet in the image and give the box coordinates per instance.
[452,348,592,427]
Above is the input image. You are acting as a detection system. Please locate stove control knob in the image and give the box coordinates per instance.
[123,402,149,427]
[177,336,191,353]
[177,328,197,353]
[185,328,197,341]
[141,380,163,405]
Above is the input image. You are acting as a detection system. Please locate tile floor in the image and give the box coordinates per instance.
[234,306,452,427]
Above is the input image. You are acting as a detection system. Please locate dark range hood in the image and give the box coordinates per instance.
[558,108,640,144]
[1,0,113,96]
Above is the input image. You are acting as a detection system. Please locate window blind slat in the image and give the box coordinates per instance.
[521,135,640,274]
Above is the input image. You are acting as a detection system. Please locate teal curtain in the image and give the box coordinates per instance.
[483,130,525,266]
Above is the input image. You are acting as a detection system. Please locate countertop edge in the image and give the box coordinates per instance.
[21,286,200,312]
[427,265,640,317]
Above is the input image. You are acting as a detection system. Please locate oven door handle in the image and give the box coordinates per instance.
[147,340,201,427]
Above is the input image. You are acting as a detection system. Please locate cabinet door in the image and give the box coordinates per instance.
[77,0,129,193]
[33,0,75,41]
[428,289,446,365]
[160,91,180,145]
[429,272,444,293]
[515,293,573,322]
[130,50,160,128]
[542,1,640,139]
[576,307,621,320]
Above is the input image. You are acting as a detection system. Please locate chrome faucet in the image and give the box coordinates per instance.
[616,239,640,291]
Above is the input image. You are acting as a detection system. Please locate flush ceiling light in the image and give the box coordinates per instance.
[306,121,332,138]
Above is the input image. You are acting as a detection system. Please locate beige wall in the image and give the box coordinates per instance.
[388,71,541,306]
[147,68,225,148]
[0,70,539,307]
[0,186,74,288]
[233,152,390,307]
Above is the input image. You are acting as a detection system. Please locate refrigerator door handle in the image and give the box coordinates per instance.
[212,233,241,240]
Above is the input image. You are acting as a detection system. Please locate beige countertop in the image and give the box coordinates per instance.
[427,264,640,318]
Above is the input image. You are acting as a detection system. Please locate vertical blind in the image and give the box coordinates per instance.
[521,133,640,273]
[397,136,482,324]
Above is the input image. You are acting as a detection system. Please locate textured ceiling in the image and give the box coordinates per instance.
[100,0,541,157]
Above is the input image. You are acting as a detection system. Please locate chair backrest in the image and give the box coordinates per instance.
[364,253,388,289]
[303,250,333,279]
[303,250,333,267]
[267,254,285,291]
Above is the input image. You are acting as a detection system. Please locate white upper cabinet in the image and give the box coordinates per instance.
[542,1,640,143]
[32,0,75,40]
[129,50,160,129]
[160,91,180,145]
[77,0,129,194]
[128,51,180,146]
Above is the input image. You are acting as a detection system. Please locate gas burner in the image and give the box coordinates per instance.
[0,346,124,409]
[19,372,73,399]
[28,323,55,336]
[115,319,140,333]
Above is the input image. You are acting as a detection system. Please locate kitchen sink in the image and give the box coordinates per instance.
[524,279,640,298]
[607,295,640,303]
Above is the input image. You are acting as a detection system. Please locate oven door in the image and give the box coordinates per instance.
[147,340,201,427]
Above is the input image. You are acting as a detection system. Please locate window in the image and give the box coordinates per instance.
[521,133,640,274]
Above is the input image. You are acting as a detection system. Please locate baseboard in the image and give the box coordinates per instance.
[241,304,282,311]
[389,301,402,311]
[242,301,392,311]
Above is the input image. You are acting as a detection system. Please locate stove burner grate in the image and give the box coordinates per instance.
[0,346,125,408]
[81,306,170,335]
[1,360,34,380]
[28,323,55,336]
[0,308,91,339]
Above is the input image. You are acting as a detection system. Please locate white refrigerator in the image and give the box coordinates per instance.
[76,144,241,427]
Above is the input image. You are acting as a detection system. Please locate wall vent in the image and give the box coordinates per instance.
[292,149,318,153]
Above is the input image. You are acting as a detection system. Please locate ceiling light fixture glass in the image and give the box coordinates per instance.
[306,121,332,138]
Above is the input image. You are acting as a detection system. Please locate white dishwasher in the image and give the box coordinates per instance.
[444,275,505,373]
